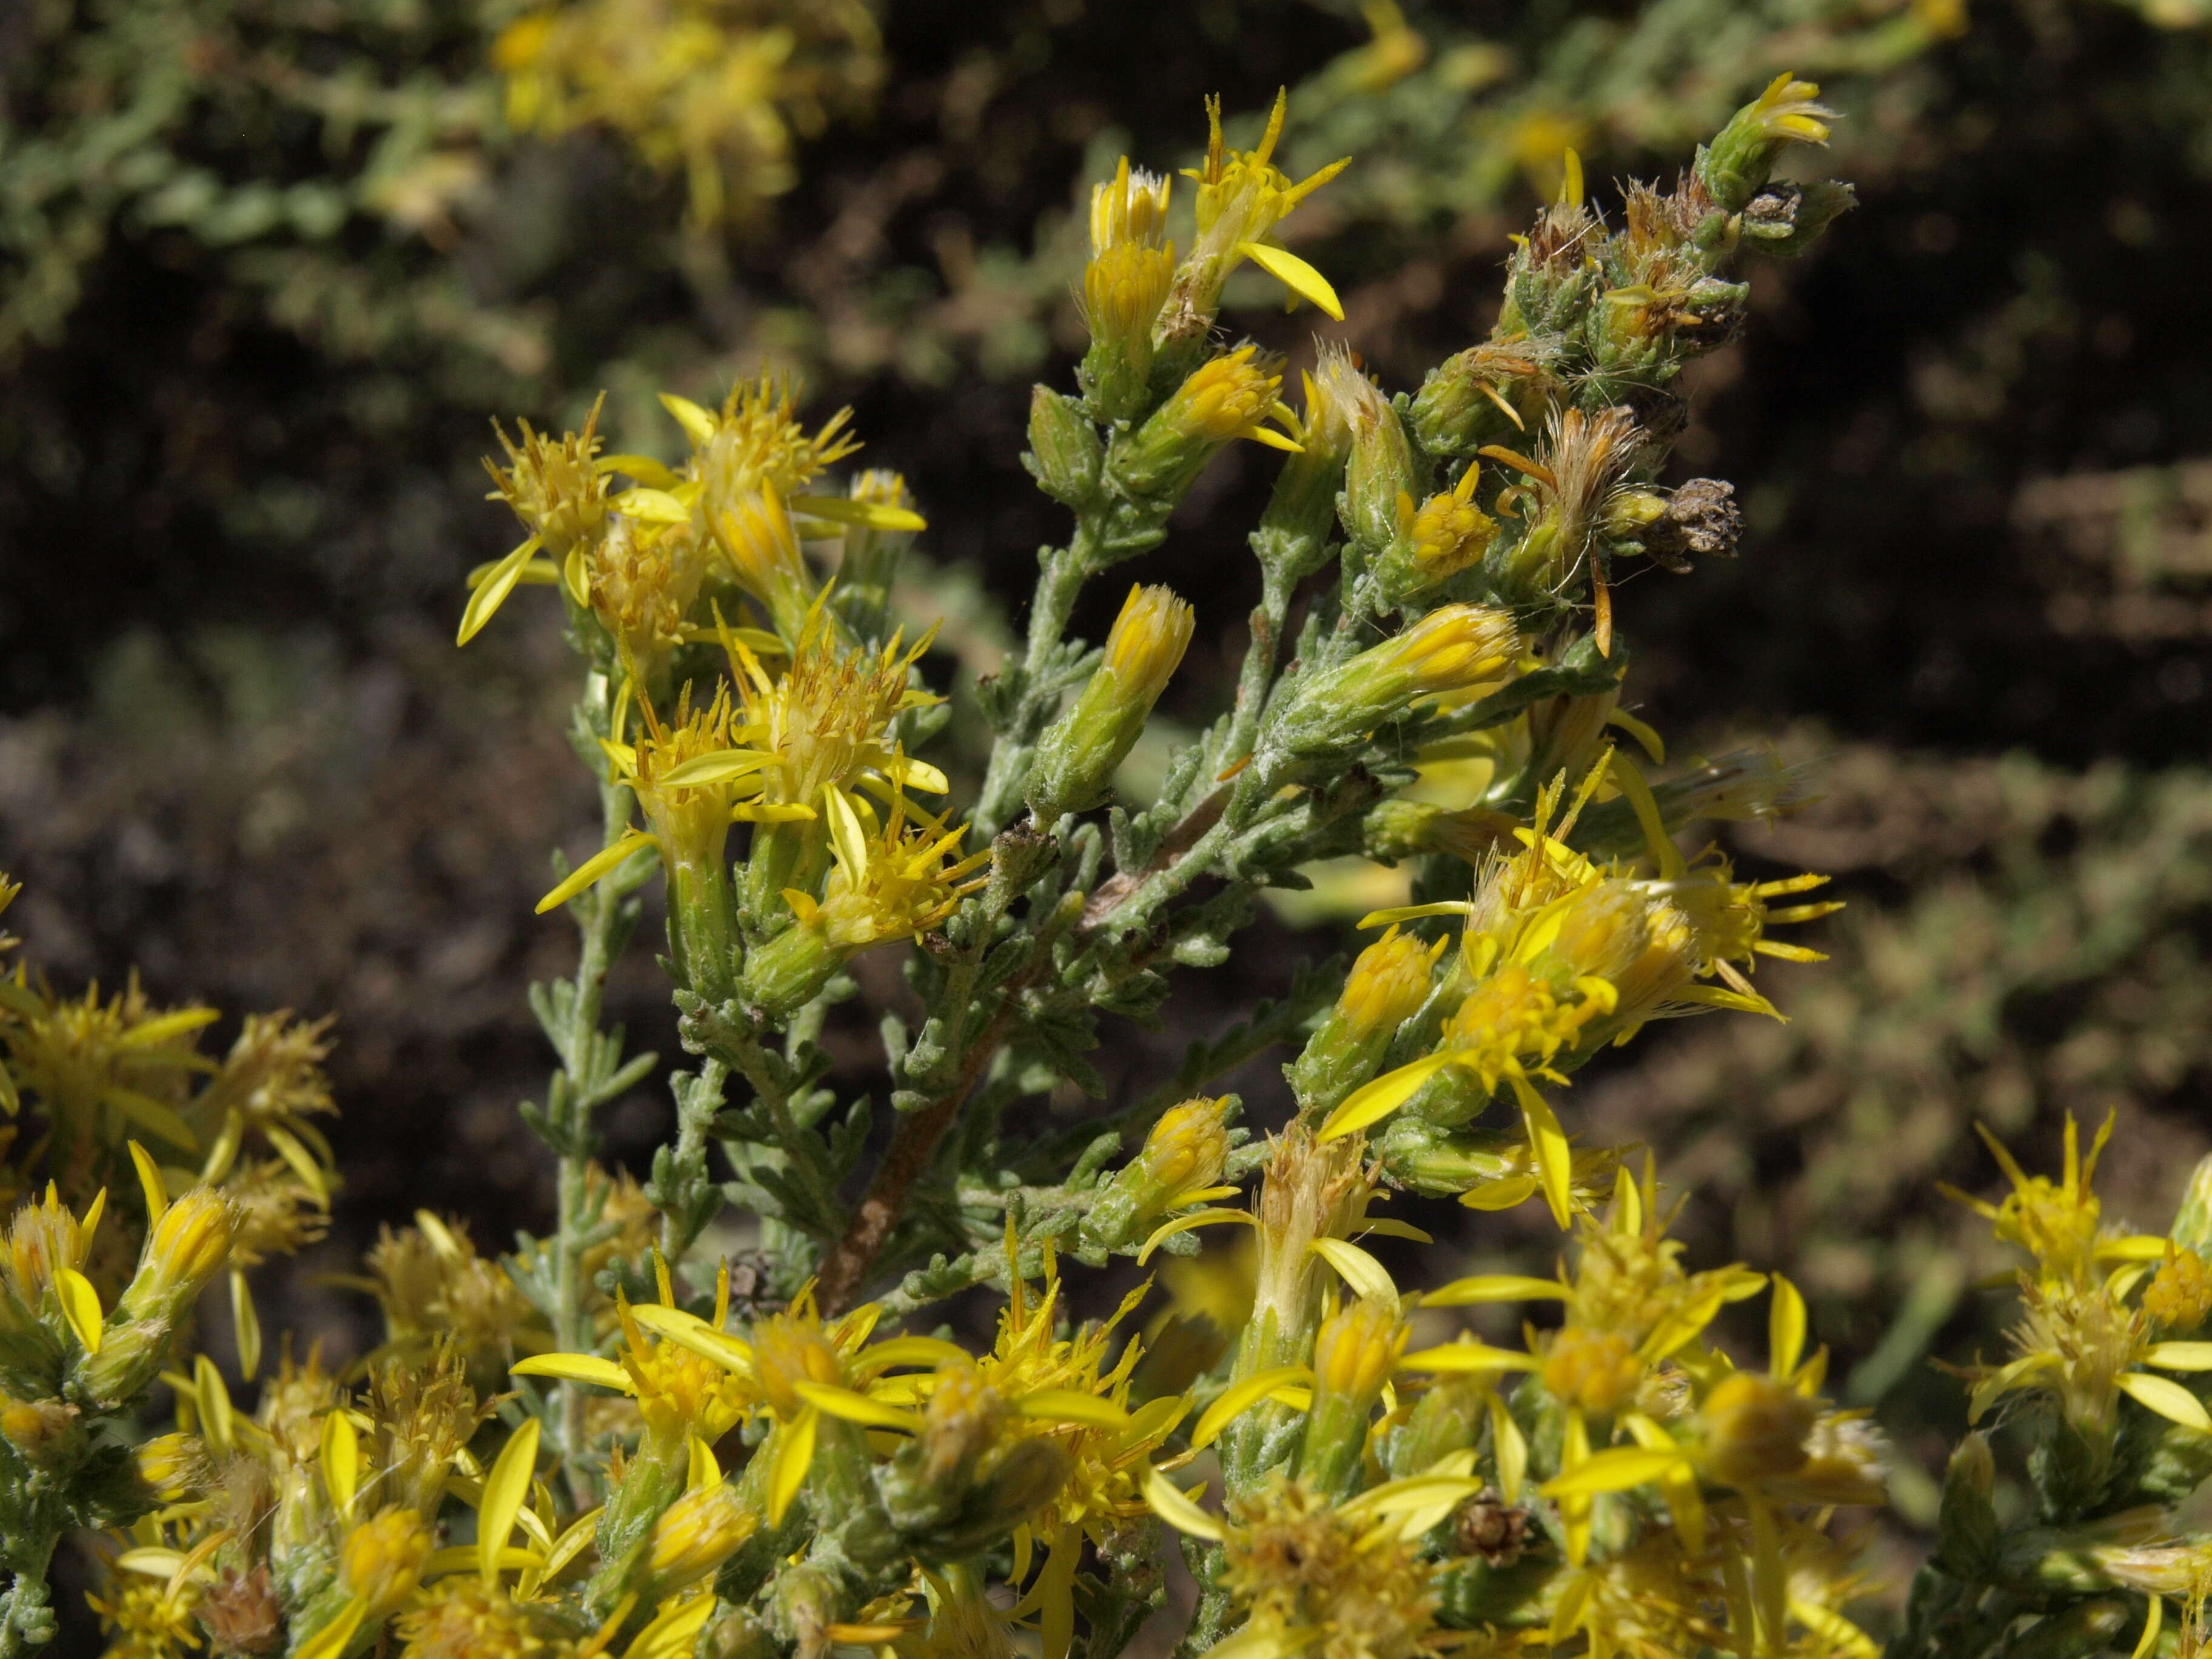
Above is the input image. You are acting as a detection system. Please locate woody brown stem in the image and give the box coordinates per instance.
[813,1002,1018,1314]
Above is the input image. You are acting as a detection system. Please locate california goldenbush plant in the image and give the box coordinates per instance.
[11,75,2212,1659]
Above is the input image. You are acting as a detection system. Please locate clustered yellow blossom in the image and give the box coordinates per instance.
[494,0,883,227]
[1320,763,1835,1224]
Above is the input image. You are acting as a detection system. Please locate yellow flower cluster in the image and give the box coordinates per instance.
[493,0,884,228]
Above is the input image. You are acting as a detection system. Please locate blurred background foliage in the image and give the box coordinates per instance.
[8,0,2212,1623]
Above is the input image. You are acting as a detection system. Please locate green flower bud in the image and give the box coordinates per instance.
[0,1396,82,1469]
[1252,361,1354,577]
[833,470,922,642]
[2171,1153,2212,1259]
[1289,927,1444,1116]
[1026,585,1195,821]
[1314,346,1418,558]
[640,1484,757,1603]
[1079,159,1177,423]
[1382,1374,1488,1480]
[1361,800,1517,867]
[1025,386,1105,509]
[1298,1295,1409,1495]
[1260,603,1520,771]
[1409,343,1552,460]
[1695,73,1835,215]
[1934,1432,1997,1578]
[76,1189,237,1408]
[1082,1096,1236,1252]
[1111,346,1288,504]
[882,1364,1070,1565]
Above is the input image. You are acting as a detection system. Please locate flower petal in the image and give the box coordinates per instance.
[2119,1371,2211,1432]
[1192,1366,1313,1449]
[1235,242,1344,320]
[511,1353,635,1394]
[1142,1466,1225,1541]
[1319,1051,1455,1144]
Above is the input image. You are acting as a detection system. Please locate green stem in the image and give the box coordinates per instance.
[548,694,636,1509]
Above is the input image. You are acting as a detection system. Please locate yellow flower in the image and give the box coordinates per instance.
[396,1576,583,1659]
[962,1242,1188,1659]
[494,0,882,228]
[744,786,990,1012]
[640,1481,757,1601]
[1319,766,1835,1221]
[1216,1474,1443,1659]
[1168,90,1350,327]
[2147,1246,2212,1332]
[1027,584,1196,820]
[360,1212,544,1386]
[0,974,217,1181]
[340,1504,433,1618]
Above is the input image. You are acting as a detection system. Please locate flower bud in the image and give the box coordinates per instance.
[713,485,816,646]
[1934,1431,1997,1577]
[1026,386,1105,508]
[1408,343,1550,460]
[1299,1296,1409,1495]
[1373,469,1500,608]
[340,1504,432,1618]
[1262,605,1520,769]
[0,1396,81,1468]
[133,1429,209,1501]
[834,470,922,642]
[1289,927,1444,1116]
[1361,800,1517,868]
[2145,1247,2212,1333]
[1382,1374,1487,1480]
[1081,219,1176,422]
[1541,1328,1641,1420]
[1231,1128,1374,1470]
[1111,347,1285,504]
[1253,364,1354,574]
[1314,347,1417,558]
[77,1189,238,1407]
[1082,1097,1235,1252]
[1700,1371,1816,1490]
[1026,585,1195,822]
[641,1484,757,1602]
[2171,1153,2212,1259]
[1696,73,1835,215]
